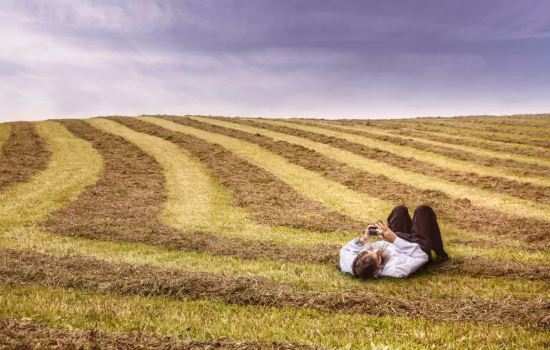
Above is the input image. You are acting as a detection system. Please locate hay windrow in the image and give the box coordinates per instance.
[250,118,550,205]
[0,122,51,192]
[110,116,363,233]
[361,121,550,160]
[395,120,550,148]
[0,318,316,350]
[1,248,549,329]
[303,121,550,178]
[45,119,335,265]
[423,119,550,139]
[191,117,550,247]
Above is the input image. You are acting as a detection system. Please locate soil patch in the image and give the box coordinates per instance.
[0,122,51,192]
[1,249,549,329]
[0,318,315,350]
[222,117,550,246]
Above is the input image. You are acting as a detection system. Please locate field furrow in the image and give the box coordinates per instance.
[422,118,550,139]
[0,318,316,350]
[0,122,52,192]
[0,121,102,229]
[302,120,550,205]
[111,116,363,233]
[317,121,550,171]
[404,120,550,148]
[1,115,549,350]
[2,286,549,349]
[360,121,550,160]
[256,119,550,188]
[1,248,549,329]
[448,115,550,127]
[42,119,333,265]
[188,116,550,245]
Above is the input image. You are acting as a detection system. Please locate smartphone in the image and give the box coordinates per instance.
[368,227,381,235]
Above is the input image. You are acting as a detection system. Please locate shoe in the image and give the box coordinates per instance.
[435,252,449,263]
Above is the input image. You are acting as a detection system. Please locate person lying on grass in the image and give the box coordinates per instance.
[340,205,449,279]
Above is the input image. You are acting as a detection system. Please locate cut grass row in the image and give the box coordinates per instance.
[318,121,550,170]
[421,117,550,138]
[2,248,549,329]
[139,117,392,223]
[2,286,549,349]
[356,121,550,161]
[0,122,51,192]
[380,119,550,148]
[44,119,334,265]
[111,117,362,233]
[183,116,550,245]
[3,224,550,300]
[0,119,542,278]
[448,115,550,127]
[0,117,548,342]
[0,121,102,229]
[257,119,550,188]
[92,118,550,268]
[3,122,548,286]
[1,318,314,350]
[287,119,550,205]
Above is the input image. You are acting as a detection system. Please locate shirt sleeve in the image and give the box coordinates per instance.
[382,237,429,278]
[339,237,364,275]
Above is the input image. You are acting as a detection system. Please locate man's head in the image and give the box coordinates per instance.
[352,249,384,279]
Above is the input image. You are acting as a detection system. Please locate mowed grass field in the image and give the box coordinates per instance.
[0,114,549,349]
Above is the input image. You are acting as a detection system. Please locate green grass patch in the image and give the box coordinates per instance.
[1,286,548,350]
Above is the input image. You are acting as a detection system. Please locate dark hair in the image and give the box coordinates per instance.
[352,251,376,279]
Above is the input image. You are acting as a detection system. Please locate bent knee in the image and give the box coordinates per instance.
[415,205,434,215]
[392,204,409,214]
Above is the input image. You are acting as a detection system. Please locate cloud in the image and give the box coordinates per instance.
[0,1,549,121]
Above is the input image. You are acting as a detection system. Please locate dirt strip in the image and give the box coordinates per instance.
[0,318,316,350]
[45,120,335,265]
[361,121,550,160]
[296,120,550,178]
[0,122,51,192]
[111,116,363,232]
[215,117,550,246]
[2,249,549,329]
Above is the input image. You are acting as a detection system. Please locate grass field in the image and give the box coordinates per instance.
[0,114,549,349]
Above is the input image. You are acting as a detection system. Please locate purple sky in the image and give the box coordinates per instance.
[1,1,550,121]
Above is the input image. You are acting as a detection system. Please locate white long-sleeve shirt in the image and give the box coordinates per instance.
[339,237,429,278]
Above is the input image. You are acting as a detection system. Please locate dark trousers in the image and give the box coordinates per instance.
[387,205,448,261]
